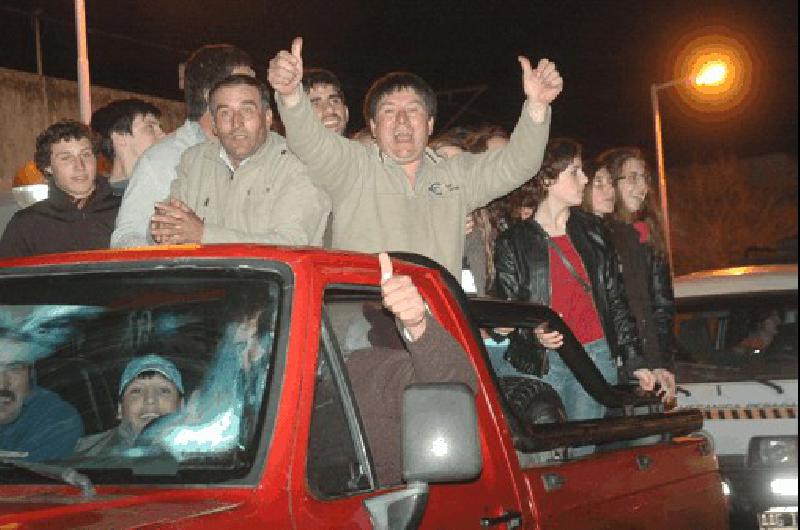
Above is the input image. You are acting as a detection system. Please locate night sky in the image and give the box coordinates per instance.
[0,0,796,166]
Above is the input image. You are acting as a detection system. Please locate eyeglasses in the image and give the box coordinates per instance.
[615,172,651,186]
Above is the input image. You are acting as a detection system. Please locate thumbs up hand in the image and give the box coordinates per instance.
[378,252,428,341]
[518,56,563,122]
[268,36,304,105]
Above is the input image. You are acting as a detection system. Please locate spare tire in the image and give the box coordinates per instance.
[499,376,569,464]
[498,376,567,425]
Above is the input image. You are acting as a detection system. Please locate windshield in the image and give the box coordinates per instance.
[675,291,797,383]
[0,267,284,485]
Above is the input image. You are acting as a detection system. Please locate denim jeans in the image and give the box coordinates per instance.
[543,338,617,457]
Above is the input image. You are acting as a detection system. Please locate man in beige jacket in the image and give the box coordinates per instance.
[150,75,330,246]
[268,37,563,278]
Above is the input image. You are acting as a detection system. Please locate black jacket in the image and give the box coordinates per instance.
[605,219,675,369]
[0,178,120,258]
[494,208,646,378]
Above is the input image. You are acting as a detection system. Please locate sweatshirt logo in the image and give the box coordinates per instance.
[428,183,460,196]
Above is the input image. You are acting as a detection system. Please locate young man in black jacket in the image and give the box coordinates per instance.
[0,120,120,258]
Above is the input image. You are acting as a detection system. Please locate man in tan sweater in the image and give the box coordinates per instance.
[268,37,563,278]
[150,75,330,246]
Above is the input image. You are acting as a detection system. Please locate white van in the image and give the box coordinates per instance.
[674,265,798,529]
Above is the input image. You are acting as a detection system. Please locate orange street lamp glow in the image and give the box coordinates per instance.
[649,31,753,272]
[695,60,728,86]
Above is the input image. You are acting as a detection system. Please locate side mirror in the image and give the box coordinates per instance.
[363,383,482,530]
[402,383,482,483]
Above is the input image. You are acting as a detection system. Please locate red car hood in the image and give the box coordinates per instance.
[0,486,246,529]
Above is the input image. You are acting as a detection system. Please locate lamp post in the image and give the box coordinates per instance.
[650,60,728,271]
[74,0,91,124]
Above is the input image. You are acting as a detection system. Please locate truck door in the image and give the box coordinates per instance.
[291,284,523,529]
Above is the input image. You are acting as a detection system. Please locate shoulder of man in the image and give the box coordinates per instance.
[179,140,222,169]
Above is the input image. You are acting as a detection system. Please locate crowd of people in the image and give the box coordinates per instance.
[1,38,678,452]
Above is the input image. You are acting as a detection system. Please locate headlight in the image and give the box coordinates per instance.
[770,478,798,496]
[721,480,731,496]
[749,437,798,467]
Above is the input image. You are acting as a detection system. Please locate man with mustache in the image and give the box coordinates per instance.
[73,355,184,457]
[268,37,562,279]
[149,75,330,246]
[0,344,83,462]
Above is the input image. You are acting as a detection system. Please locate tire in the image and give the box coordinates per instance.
[498,376,567,425]
[499,376,569,464]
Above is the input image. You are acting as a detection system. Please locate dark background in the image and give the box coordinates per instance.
[0,0,796,165]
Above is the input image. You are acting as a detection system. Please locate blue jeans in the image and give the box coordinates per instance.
[543,339,617,457]
[543,338,618,422]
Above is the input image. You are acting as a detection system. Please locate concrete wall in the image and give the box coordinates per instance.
[0,67,185,191]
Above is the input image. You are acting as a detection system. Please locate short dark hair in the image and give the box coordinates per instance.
[90,99,162,159]
[530,138,583,204]
[302,67,344,98]
[184,44,254,120]
[363,72,436,122]
[208,74,271,113]
[34,120,98,177]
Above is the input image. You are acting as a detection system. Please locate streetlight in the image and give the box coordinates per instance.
[650,60,729,271]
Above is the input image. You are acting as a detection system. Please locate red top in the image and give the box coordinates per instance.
[633,220,651,244]
[549,235,605,345]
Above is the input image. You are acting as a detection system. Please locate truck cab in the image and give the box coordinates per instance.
[0,245,728,528]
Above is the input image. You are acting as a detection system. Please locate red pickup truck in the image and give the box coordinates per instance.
[0,245,728,529]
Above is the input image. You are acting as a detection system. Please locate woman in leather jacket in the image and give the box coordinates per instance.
[598,148,677,400]
[494,139,659,432]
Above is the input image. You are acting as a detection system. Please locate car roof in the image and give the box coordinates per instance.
[674,264,798,298]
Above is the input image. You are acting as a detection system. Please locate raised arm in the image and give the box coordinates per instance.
[268,37,360,197]
[379,253,477,391]
[456,57,563,211]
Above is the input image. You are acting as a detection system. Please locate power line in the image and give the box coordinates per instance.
[0,5,189,56]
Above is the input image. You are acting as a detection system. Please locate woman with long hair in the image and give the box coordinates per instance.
[494,139,662,434]
[601,147,676,399]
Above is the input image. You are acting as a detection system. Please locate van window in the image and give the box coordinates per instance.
[675,293,797,382]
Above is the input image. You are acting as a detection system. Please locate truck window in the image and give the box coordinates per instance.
[309,287,479,490]
[675,294,798,382]
[306,325,373,498]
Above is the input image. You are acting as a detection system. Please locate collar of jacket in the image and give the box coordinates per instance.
[40,176,116,215]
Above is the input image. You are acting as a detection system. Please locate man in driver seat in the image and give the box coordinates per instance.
[74,354,184,457]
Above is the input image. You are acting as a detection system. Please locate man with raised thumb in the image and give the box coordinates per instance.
[269,37,562,280]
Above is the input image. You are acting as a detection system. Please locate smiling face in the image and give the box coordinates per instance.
[547,156,588,206]
[118,372,182,436]
[369,88,434,167]
[308,83,349,136]
[0,362,30,426]
[590,167,616,216]
[616,157,649,214]
[47,137,97,199]
[211,84,271,168]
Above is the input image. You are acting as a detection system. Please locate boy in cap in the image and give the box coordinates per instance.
[73,354,184,457]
